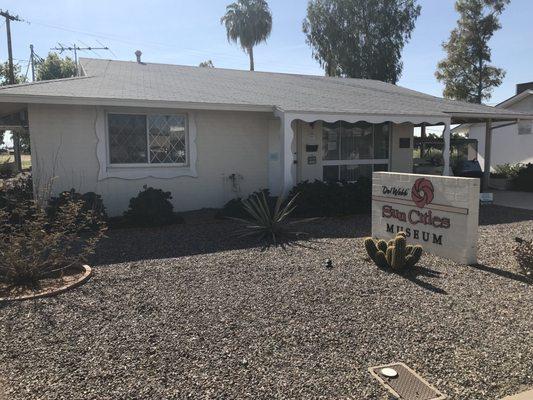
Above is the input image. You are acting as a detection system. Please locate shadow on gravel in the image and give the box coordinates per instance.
[93,206,533,265]
[378,265,448,295]
[479,205,533,226]
[470,263,530,284]
[403,266,448,295]
[93,215,371,265]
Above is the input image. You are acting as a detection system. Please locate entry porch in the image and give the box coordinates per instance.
[272,109,533,195]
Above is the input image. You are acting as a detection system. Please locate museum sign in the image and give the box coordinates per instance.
[371,172,480,264]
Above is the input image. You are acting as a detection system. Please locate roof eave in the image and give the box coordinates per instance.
[0,94,275,113]
[448,111,533,123]
[496,90,533,108]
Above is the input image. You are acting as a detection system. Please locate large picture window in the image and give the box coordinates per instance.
[322,121,390,182]
[108,113,188,165]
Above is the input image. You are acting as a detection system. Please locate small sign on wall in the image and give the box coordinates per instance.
[399,138,411,148]
[307,156,317,165]
[371,172,480,264]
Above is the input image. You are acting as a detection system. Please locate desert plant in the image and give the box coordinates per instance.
[231,191,306,249]
[123,186,183,227]
[364,232,423,270]
[216,189,275,219]
[514,237,533,281]
[0,196,106,287]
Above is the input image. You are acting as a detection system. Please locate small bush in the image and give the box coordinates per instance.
[0,158,13,179]
[511,163,533,192]
[216,189,275,219]
[123,186,183,227]
[0,172,33,213]
[47,189,107,222]
[514,237,533,281]
[0,195,106,287]
[288,178,372,217]
[492,163,524,179]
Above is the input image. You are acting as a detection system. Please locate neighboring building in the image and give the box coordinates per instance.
[0,56,530,216]
[453,82,533,172]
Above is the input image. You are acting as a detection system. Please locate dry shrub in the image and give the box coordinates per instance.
[0,192,106,288]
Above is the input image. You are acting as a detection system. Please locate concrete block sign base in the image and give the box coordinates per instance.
[372,172,480,265]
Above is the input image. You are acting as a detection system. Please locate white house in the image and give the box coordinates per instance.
[0,56,530,216]
[453,82,533,173]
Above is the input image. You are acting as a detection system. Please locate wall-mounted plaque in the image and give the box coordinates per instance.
[399,138,411,148]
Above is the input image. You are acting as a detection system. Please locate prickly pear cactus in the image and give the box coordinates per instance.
[364,232,423,271]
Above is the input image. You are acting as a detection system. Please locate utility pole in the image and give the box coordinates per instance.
[0,9,23,172]
[30,44,35,81]
[51,43,110,76]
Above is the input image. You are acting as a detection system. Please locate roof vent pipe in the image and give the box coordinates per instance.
[135,50,142,63]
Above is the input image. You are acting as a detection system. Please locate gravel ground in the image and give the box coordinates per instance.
[1,205,532,400]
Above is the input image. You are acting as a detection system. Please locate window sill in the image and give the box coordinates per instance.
[100,164,198,180]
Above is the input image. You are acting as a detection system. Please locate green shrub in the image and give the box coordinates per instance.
[0,196,106,288]
[364,232,423,271]
[231,191,307,249]
[216,189,275,219]
[492,163,524,179]
[288,178,372,217]
[123,186,183,227]
[47,189,107,221]
[511,163,533,192]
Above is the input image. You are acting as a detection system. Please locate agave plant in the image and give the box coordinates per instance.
[231,191,307,249]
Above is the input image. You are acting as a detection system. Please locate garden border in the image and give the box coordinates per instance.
[0,265,93,302]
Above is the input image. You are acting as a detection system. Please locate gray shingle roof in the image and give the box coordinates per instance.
[0,57,529,119]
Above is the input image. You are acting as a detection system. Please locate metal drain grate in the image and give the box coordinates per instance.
[369,363,446,400]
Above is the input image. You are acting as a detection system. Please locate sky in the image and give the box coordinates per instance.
[1,0,532,106]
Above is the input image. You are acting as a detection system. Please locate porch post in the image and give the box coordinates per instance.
[280,114,295,196]
[443,122,451,176]
[482,119,492,190]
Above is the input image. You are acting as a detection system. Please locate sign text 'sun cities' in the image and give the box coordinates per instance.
[371,172,480,264]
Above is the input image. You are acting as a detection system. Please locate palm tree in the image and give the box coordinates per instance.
[221,0,272,71]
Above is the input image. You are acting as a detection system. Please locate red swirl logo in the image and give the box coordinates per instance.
[411,178,434,208]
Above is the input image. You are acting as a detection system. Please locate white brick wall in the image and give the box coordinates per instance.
[372,172,480,264]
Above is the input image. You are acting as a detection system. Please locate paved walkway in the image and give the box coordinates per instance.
[491,190,533,211]
[502,389,533,400]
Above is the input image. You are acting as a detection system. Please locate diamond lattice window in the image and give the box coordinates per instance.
[108,113,188,165]
[108,114,148,164]
[148,115,187,164]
